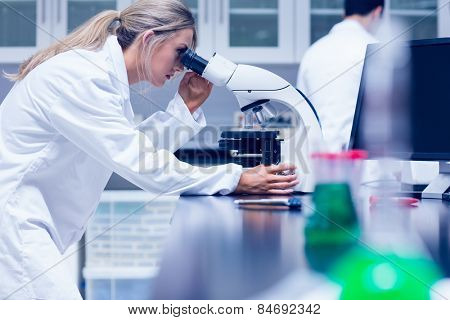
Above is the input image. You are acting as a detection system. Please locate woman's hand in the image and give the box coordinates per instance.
[178,72,213,114]
[235,163,299,195]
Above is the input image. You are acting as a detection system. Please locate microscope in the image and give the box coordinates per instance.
[181,50,323,192]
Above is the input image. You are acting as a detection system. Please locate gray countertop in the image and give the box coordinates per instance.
[83,192,450,300]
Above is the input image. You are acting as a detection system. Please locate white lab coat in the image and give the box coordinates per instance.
[0,36,242,299]
[297,19,377,151]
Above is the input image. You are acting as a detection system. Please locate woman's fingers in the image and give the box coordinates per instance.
[190,75,212,92]
[183,71,196,80]
[267,163,296,174]
[267,189,295,195]
[235,164,299,195]
[268,180,299,190]
[268,174,298,183]
[179,71,195,86]
[178,72,213,113]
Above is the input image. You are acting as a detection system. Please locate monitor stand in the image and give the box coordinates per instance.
[422,162,450,200]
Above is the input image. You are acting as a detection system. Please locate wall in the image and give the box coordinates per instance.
[0,63,300,189]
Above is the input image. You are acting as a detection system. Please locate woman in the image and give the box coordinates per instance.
[0,0,298,299]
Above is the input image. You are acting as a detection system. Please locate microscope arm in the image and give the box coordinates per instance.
[200,54,321,136]
[226,64,321,133]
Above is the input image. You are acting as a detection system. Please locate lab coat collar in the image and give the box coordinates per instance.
[104,36,130,102]
[331,19,376,41]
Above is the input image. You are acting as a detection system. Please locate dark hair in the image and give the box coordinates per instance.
[345,0,385,17]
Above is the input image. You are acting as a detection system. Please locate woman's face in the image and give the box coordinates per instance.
[148,28,194,87]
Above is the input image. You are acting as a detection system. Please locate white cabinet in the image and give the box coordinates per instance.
[438,0,450,37]
[296,0,450,61]
[386,0,439,40]
[184,0,214,60]
[185,0,296,63]
[309,0,344,44]
[0,0,128,63]
[214,0,295,63]
[2,0,448,64]
[53,0,130,40]
[185,0,446,63]
[306,0,444,47]
[0,0,52,63]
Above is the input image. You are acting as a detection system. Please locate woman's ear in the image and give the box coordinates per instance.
[142,30,155,46]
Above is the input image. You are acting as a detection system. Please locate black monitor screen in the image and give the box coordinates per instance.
[350,38,450,161]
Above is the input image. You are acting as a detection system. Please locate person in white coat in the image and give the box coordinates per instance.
[0,0,298,299]
[297,0,384,151]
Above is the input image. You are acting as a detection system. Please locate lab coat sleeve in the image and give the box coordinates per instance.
[136,92,206,153]
[48,77,242,196]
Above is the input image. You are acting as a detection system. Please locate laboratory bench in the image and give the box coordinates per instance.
[81,190,450,300]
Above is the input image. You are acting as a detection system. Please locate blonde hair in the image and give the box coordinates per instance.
[5,0,197,81]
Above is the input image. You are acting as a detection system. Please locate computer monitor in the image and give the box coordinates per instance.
[349,38,450,200]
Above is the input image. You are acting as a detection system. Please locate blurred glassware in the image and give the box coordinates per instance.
[304,150,367,273]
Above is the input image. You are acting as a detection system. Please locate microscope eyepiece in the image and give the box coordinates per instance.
[180,48,208,76]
